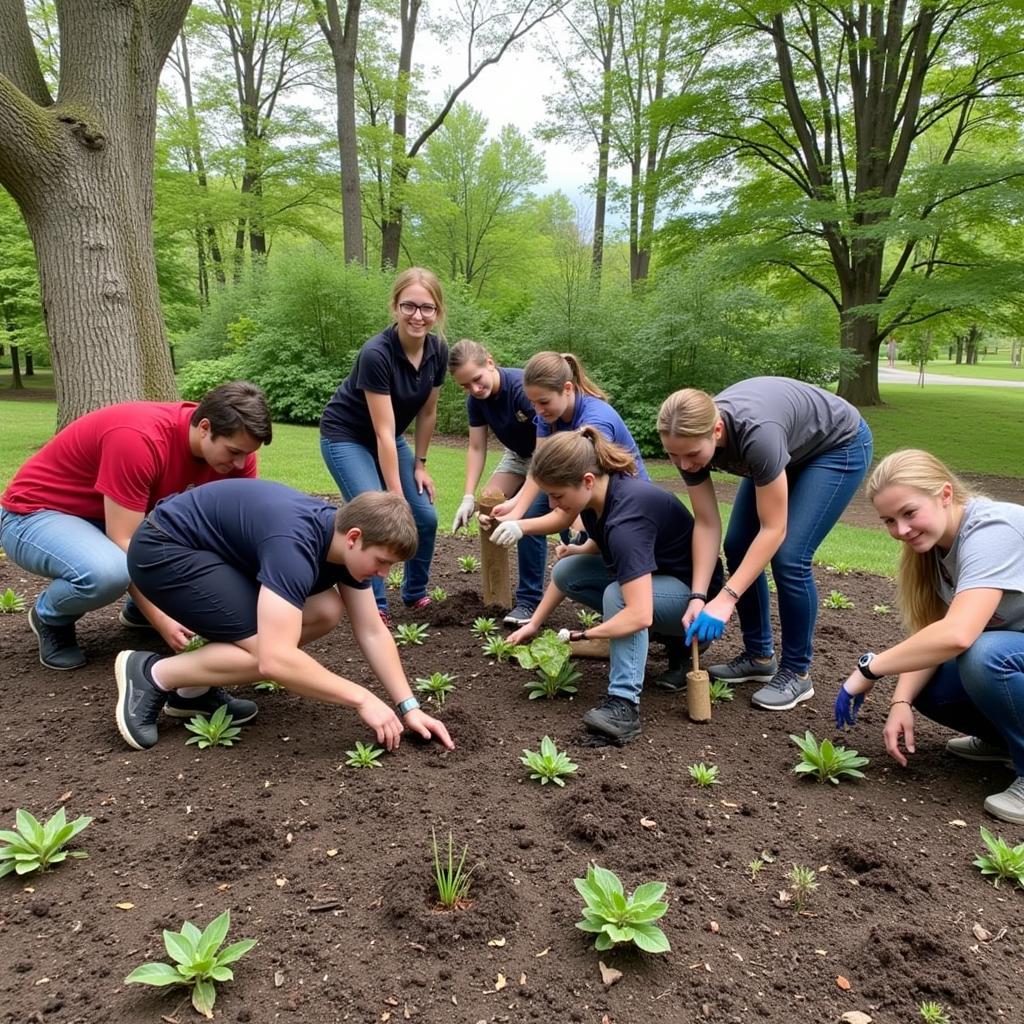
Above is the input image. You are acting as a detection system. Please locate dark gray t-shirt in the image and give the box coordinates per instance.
[682,377,861,487]
[937,498,1024,631]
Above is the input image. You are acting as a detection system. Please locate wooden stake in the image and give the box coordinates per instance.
[477,488,513,609]
[686,639,712,722]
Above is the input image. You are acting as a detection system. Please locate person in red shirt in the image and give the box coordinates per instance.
[0,381,270,710]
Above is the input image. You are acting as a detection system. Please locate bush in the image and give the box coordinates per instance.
[177,354,247,401]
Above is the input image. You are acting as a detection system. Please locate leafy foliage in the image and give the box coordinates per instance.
[482,634,516,661]
[458,555,481,573]
[0,807,92,878]
[520,736,578,786]
[395,623,429,646]
[431,829,474,910]
[709,678,734,704]
[0,588,26,613]
[688,763,720,787]
[429,586,448,603]
[345,740,385,769]
[574,863,670,953]
[790,731,868,784]
[415,672,457,706]
[514,630,581,699]
[253,680,285,693]
[822,590,854,610]
[918,1001,951,1024]
[386,565,404,590]
[576,609,601,628]
[184,705,241,749]
[972,827,1024,889]
[787,865,818,911]
[183,635,209,653]
[471,616,497,638]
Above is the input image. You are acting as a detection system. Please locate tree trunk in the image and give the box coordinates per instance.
[24,349,32,375]
[8,342,23,388]
[591,0,616,283]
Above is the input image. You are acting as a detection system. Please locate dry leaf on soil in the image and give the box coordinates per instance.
[598,961,622,987]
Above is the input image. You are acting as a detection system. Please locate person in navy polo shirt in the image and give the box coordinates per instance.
[507,428,723,744]
[448,339,551,626]
[319,268,448,625]
[116,483,454,754]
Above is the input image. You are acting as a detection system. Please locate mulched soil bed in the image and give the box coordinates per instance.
[2,537,1022,1024]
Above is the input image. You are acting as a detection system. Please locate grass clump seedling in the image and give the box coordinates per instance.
[576,609,601,628]
[345,740,385,769]
[253,679,285,693]
[458,554,480,573]
[514,630,581,699]
[182,635,208,653]
[415,671,457,706]
[520,736,578,786]
[787,865,818,911]
[386,565,404,589]
[431,829,474,910]
[471,616,497,638]
[395,622,429,646]
[972,827,1024,889]
[482,634,516,661]
[748,858,765,881]
[429,585,447,603]
[822,589,854,609]
[873,603,891,615]
[184,706,241,749]
[0,588,26,613]
[791,730,868,784]
[574,863,670,953]
[124,909,256,1019]
[709,678,734,704]
[0,807,92,878]
[688,762,720,787]
[918,1001,951,1024]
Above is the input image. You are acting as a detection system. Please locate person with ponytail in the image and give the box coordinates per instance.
[506,427,723,743]
[448,339,551,625]
[658,378,872,711]
[834,450,1024,824]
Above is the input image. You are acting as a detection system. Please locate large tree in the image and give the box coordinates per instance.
[0,0,191,426]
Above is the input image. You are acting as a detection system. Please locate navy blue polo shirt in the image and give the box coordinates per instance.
[466,367,536,458]
[320,326,449,449]
[149,479,367,609]
[581,473,724,590]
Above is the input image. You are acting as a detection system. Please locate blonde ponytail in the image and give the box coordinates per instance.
[531,426,637,487]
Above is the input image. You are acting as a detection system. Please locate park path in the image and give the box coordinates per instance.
[878,366,1024,388]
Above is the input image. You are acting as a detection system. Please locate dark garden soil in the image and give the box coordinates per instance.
[2,538,1023,1024]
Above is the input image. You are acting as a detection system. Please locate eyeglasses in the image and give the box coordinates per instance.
[398,301,438,318]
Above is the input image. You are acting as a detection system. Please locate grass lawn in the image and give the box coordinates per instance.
[894,357,1024,382]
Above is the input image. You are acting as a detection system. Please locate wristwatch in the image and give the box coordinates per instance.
[857,652,883,681]
[396,696,421,717]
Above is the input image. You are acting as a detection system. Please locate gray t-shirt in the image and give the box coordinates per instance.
[681,377,862,487]
[937,498,1024,631]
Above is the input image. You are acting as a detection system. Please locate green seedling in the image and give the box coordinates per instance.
[972,827,1024,889]
[184,705,241,749]
[822,589,854,609]
[124,909,256,1020]
[790,730,868,784]
[873,603,891,615]
[253,680,284,693]
[576,609,601,628]
[345,740,385,769]
[429,586,448,603]
[432,829,474,910]
[458,555,480,573]
[395,623,429,646]
[482,634,516,661]
[787,865,818,911]
[0,588,26,613]
[183,635,208,652]
[748,858,765,881]
[520,736,579,786]
[0,807,92,878]
[574,863,670,953]
[918,1002,951,1024]
[415,671,457,706]
[709,678,734,704]
[386,565,404,589]
[688,762,720,787]
[826,562,853,575]
[515,630,581,699]
[765,568,777,593]
[471,616,498,638]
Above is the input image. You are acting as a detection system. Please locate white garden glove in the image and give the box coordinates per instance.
[490,521,524,547]
[451,493,476,533]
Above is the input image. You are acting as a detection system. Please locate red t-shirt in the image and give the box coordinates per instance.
[1,402,258,520]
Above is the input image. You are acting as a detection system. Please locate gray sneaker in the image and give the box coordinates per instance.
[709,651,777,683]
[503,603,536,626]
[983,777,1024,825]
[165,688,259,724]
[115,650,168,750]
[946,735,1013,765]
[751,667,814,711]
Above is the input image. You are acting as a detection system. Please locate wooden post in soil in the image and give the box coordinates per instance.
[477,488,513,609]
[686,639,712,722]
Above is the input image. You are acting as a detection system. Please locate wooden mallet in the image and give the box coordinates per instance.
[686,638,712,722]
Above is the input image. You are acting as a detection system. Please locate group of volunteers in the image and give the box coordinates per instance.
[2,267,1022,826]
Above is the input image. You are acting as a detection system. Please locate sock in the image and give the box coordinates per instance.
[146,656,171,692]
[176,686,210,698]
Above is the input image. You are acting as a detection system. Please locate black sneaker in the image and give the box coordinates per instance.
[114,651,168,750]
[165,688,259,724]
[29,604,86,670]
[503,603,536,626]
[582,695,641,742]
[118,602,153,629]
[652,665,686,692]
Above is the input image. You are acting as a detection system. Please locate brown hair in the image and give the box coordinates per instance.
[191,381,272,444]
[448,338,492,373]
[523,351,607,399]
[866,449,978,632]
[530,426,637,487]
[657,388,718,439]
[335,491,418,560]
[391,267,447,338]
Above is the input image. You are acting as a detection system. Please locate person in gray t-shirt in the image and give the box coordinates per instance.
[836,449,1024,825]
[658,377,873,711]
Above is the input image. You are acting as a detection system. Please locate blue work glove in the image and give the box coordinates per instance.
[834,684,865,729]
[685,610,726,646]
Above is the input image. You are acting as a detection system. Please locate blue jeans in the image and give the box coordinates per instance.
[320,435,437,611]
[0,508,130,626]
[914,631,1024,775]
[552,554,692,705]
[516,490,551,608]
[725,419,873,674]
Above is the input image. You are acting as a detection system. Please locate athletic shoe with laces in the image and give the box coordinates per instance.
[503,603,537,626]
[582,695,641,742]
[945,735,1013,765]
[118,602,153,629]
[164,688,259,724]
[404,596,432,610]
[750,667,814,711]
[708,651,777,683]
[983,776,1024,825]
[114,650,168,750]
[651,634,710,692]
[29,604,86,670]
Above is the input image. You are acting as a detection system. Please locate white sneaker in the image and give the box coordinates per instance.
[983,777,1024,825]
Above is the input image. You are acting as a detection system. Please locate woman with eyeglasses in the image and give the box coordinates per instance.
[319,268,448,625]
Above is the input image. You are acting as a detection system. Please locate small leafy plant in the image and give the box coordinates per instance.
[972,827,1024,889]
[574,863,670,953]
[822,589,854,610]
[748,858,765,881]
[873,603,892,615]
[429,585,448,603]
[183,635,208,653]
[482,634,516,661]
[345,740,385,769]
[787,865,818,911]
[432,829,474,910]
[253,679,285,693]
[826,562,853,575]
[515,630,581,699]
[458,554,480,573]
[415,671,457,706]
[395,622,429,646]
[386,565,404,589]
[124,909,256,1019]
[471,616,497,638]
[520,736,579,786]
[688,762,720,787]
[0,807,92,878]
[0,588,26,613]
[709,678,734,704]
[576,609,601,628]
[185,705,241,749]
[790,730,868,784]
[918,1001,951,1024]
